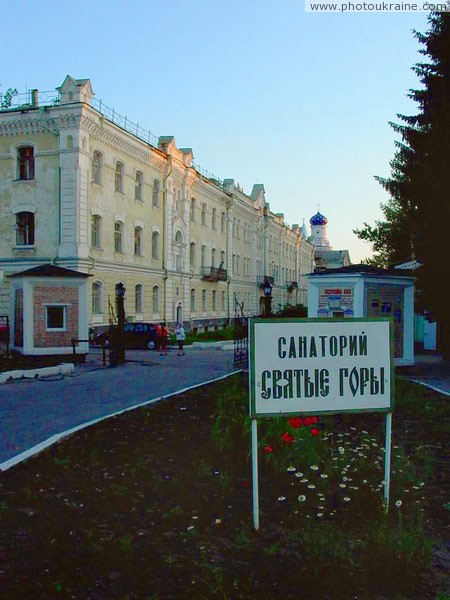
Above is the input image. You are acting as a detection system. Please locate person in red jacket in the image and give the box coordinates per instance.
[158,322,168,356]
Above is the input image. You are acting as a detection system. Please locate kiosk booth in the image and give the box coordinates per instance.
[307,264,415,366]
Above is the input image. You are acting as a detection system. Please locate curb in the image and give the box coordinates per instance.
[0,369,243,472]
[0,363,75,384]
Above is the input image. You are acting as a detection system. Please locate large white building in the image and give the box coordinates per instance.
[0,76,315,334]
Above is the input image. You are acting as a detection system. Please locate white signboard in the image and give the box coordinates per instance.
[250,318,393,417]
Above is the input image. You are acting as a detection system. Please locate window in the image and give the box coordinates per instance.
[201,203,207,226]
[152,231,160,259]
[212,208,217,229]
[152,285,160,312]
[211,248,216,268]
[17,146,35,180]
[135,284,144,313]
[190,288,196,311]
[190,198,196,221]
[46,305,66,330]
[92,281,103,314]
[16,212,34,245]
[135,171,143,201]
[91,214,102,248]
[220,250,225,268]
[175,190,183,216]
[115,161,124,193]
[202,289,207,312]
[92,151,102,184]
[212,290,217,311]
[221,290,226,311]
[114,221,123,253]
[190,242,196,269]
[201,245,206,270]
[152,179,160,207]
[134,226,143,255]
[221,212,225,233]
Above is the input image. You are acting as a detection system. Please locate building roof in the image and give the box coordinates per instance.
[309,263,415,277]
[8,264,90,279]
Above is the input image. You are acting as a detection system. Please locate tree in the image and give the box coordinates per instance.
[354,13,450,353]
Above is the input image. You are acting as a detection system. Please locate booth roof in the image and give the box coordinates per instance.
[8,264,90,279]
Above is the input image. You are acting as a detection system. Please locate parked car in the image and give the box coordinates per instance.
[92,323,158,349]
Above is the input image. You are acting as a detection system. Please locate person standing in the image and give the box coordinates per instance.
[158,322,168,356]
[175,322,186,356]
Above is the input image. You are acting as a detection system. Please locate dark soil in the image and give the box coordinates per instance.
[0,373,448,600]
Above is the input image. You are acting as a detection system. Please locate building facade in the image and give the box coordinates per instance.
[0,76,314,335]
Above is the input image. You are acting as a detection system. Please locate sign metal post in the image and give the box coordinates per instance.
[251,418,260,530]
[249,317,394,530]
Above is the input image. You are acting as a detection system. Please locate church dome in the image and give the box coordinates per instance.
[310,211,327,226]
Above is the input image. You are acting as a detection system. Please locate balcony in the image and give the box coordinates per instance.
[257,275,275,288]
[202,267,227,282]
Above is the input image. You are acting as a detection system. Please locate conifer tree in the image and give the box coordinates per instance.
[354,13,450,353]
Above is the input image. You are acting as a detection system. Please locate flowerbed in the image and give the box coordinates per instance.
[0,373,448,599]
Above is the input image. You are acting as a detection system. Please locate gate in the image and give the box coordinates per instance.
[233,294,248,368]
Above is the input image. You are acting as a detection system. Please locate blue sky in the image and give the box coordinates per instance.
[2,1,430,262]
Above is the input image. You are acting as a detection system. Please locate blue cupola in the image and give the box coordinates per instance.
[310,211,328,226]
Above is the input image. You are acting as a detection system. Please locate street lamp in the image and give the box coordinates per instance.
[115,282,126,364]
[263,279,272,318]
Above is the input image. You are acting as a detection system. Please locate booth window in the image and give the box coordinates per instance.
[46,305,66,330]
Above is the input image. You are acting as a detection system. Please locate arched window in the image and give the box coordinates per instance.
[91,214,102,248]
[220,250,225,268]
[221,212,226,233]
[201,245,206,271]
[114,221,123,253]
[134,226,143,255]
[152,231,160,259]
[202,289,207,312]
[212,208,217,229]
[92,151,102,184]
[66,136,73,149]
[212,290,217,311]
[152,179,160,207]
[201,203,207,226]
[190,242,196,269]
[92,281,103,314]
[16,212,35,246]
[152,285,160,312]
[190,198,196,221]
[135,283,144,313]
[221,290,226,311]
[211,248,216,268]
[190,288,196,311]
[175,230,183,243]
[135,171,143,201]
[115,161,124,193]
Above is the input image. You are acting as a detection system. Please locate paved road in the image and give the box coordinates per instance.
[1,349,448,471]
[0,347,238,469]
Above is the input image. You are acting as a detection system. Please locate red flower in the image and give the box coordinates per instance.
[289,416,303,429]
[281,432,295,445]
[310,428,320,437]
[311,416,319,424]
[304,417,313,426]
[263,445,274,453]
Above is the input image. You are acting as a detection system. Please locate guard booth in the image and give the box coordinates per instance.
[8,264,90,358]
[307,264,415,366]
